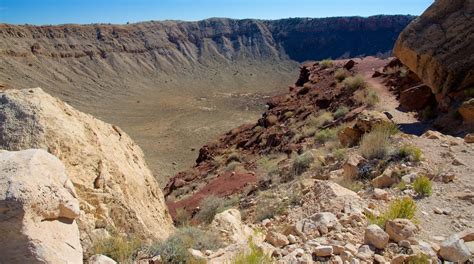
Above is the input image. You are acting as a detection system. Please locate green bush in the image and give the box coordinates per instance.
[308,111,334,128]
[231,240,272,264]
[292,152,314,175]
[334,106,349,119]
[150,227,222,264]
[342,74,366,91]
[333,148,347,161]
[413,176,432,197]
[195,195,237,224]
[92,232,142,263]
[407,253,430,264]
[359,126,391,159]
[334,68,349,82]
[399,144,423,162]
[315,127,339,143]
[319,59,334,69]
[364,88,380,107]
[367,197,417,227]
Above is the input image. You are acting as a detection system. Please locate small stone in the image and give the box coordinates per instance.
[288,234,297,244]
[374,254,386,264]
[262,219,271,227]
[314,245,333,257]
[457,229,474,242]
[89,255,117,264]
[341,251,353,262]
[356,245,374,260]
[333,245,345,255]
[364,224,389,249]
[345,243,358,255]
[333,255,343,264]
[443,208,453,215]
[188,249,205,259]
[398,240,411,248]
[373,188,389,201]
[385,219,418,243]
[434,207,443,214]
[464,133,474,143]
[391,254,407,264]
[441,173,456,183]
[265,231,290,248]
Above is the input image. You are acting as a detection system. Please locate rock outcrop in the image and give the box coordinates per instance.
[0,149,82,263]
[393,0,474,108]
[0,88,173,251]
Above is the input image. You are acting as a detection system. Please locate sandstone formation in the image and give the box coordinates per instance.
[0,88,173,251]
[0,149,82,263]
[393,0,474,107]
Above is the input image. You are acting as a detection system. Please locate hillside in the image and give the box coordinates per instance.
[0,15,413,182]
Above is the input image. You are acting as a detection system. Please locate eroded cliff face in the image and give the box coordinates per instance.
[0,88,174,253]
[393,0,474,109]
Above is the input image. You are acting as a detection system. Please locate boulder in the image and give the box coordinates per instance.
[338,126,362,147]
[0,149,82,263]
[393,0,474,107]
[459,98,474,124]
[0,88,174,251]
[439,234,471,263]
[372,167,400,188]
[364,224,389,249]
[210,209,254,245]
[355,110,393,133]
[306,180,362,214]
[399,84,433,111]
[309,212,338,230]
[342,154,365,180]
[265,231,289,248]
[385,219,418,243]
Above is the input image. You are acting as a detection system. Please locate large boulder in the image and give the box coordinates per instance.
[0,149,82,263]
[393,0,474,107]
[0,88,174,251]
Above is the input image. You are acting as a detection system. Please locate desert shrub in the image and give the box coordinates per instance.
[308,111,334,128]
[367,197,417,227]
[359,125,391,159]
[407,253,430,264]
[174,208,191,226]
[231,240,272,264]
[292,152,314,175]
[150,226,222,264]
[92,232,142,263]
[333,148,347,161]
[302,126,317,137]
[319,59,334,69]
[355,87,380,107]
[333,106,349,119]
[378,122,400,135]
[227,152,242,164]
[342,74,366,91]
[399,144,423,162]
[283,111,294,119]
[254,192,291,221]
[226,161,241,172]
[314,127,339,143]
[334,68,349,82]
[258,154,285,176]
[399,67,408,77]
[413,176,432,197]
[395,181,408,191]
[195,195,237,224]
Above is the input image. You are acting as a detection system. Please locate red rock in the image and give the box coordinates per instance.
[399,84,433,111]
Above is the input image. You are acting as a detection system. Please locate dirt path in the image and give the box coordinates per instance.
[354,57,430,135]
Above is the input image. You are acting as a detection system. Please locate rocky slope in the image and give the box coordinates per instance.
[0,88,174,254]
[0,15,414,181]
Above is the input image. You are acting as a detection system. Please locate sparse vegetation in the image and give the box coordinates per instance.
[333,106,349,119]
[255,194,288,221]
[149,226,222,264]
[174,208,191,226]
[355,87,380,107]
[334,68,349,82]
[319,59,334,69]
[333,148,347,161]
[195,195,238,224]
[314,127,340,143]
[292,151,314,175]
[359,125,392,159]
[413,176,432,197]
[407,253,430,264]
[227,152,242,164]
[342,74,366,91]
[395,181,408,191]
[92,232,142,263]
[226,161,241,172]
[257,154,285,176]
[367,197,417,227]
[231,240,272,264]
[308,111,334,128]
[399,144,423,162]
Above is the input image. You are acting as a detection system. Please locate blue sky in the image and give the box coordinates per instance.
[1,0,433,25]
